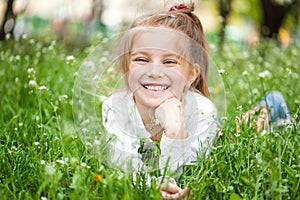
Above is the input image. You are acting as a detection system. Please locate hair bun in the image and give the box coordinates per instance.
[169,3,194,13]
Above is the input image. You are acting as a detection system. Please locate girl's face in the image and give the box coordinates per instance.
[126,29,199,109]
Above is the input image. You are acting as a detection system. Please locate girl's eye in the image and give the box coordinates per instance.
[133,57,149,63]
[163,59,178,65]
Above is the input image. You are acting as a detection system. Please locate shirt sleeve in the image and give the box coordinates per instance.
[102,95,146,172]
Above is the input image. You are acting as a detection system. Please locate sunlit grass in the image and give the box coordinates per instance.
[0,36,299,199]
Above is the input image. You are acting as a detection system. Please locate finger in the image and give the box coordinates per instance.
[160,182,181,194]
[179,187,189,197]
[160,190,182,200]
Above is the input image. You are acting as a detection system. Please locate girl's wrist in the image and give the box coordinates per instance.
[163,126,188,139]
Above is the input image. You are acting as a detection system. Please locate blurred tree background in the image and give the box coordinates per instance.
[0,0,299,47]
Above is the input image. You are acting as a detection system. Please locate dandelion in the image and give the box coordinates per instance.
[93,174,103,182]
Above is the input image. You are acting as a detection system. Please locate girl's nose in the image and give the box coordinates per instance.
[147,64,163,78]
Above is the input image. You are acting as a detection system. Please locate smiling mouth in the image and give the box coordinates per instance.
[142,84,169,91]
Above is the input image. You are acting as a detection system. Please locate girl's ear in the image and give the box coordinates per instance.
[188,64,200,84]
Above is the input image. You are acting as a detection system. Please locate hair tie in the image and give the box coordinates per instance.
[169,3,194,13]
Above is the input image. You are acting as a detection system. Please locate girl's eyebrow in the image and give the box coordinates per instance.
[131,50,179,58]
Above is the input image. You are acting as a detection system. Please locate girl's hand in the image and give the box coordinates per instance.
[159,181,190,200]
[154,97,188,139]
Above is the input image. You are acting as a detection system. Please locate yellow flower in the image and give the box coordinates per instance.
[93,174,103,182]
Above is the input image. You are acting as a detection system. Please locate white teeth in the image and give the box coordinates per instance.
[144,85,167,91]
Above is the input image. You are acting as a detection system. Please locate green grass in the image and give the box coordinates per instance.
[0,35,299,199]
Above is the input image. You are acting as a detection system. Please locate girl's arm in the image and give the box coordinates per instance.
[155,94,218,173]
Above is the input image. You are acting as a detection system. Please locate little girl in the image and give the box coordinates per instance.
[101,3,217,199]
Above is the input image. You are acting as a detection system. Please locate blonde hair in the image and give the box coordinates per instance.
[117,3,210,98]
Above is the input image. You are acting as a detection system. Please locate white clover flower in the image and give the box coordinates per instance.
[54,136,59,140]
[66,55,75,64]
[5,34,11,40]
[34,142,40,146]
[252,88,260,96]
[221,116,228,121]
[56,159,66,165]
[85,142,92,146]
[38,85,48,90]
[15,77,19,82]
[44,164,56,175]
[242,70,249,77]
[18,122,23,127]
[40,160,46,165]
[15,55,21,61]
[236,105,243,111]
[41,197,48,200]
[258,70,272,79]
[218,68,226,75]
[82,128,88,133]
[27,68,36,74]
[59,95,68,101]
[94,140,101,145]
[29,80,37,87]
[218,131,223,137]
[274,0,293,5]
[22,34,28,39]
[35,115,40,121]
[99,57,108,63]
[70,157,78,164]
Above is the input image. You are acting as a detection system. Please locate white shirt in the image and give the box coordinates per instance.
[102,90,218,174]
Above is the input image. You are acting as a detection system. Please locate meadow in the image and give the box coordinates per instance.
[0,34,299,199]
